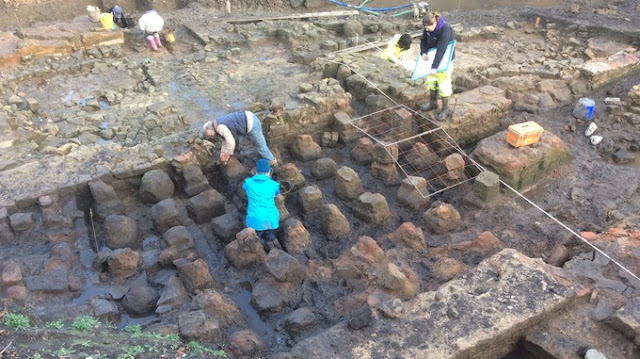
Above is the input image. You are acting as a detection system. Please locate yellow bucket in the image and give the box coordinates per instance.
[164,32,176,43]
[99,13,114,30]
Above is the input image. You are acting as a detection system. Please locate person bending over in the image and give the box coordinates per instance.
[202,110,277,167]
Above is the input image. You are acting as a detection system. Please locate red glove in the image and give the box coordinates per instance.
[219,153,231,165]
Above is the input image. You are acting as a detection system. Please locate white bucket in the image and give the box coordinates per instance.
[572,97,595,120]
[87,5,101,23]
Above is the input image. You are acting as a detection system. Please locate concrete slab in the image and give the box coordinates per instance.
[287,249,587,359]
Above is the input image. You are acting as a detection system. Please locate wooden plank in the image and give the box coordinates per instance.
[226,10,360,24]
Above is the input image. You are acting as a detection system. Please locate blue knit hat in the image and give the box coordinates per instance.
[256,159,270,174]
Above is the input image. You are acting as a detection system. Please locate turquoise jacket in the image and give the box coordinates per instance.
[243,174,280,231]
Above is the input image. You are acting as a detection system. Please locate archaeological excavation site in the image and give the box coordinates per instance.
[0,0,640,358]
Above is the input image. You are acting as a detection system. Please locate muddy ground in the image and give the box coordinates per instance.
[0,0,640,358]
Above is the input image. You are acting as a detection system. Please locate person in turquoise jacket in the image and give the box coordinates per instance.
[243,159,281,251]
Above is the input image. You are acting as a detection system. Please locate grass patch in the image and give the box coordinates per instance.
[187,341,227,357]
[45,320,64,329]
[117,345,145,359]
[5,313,30,329]
[71,315,99,331]
[123,324,143,337]
[55,347,75,357]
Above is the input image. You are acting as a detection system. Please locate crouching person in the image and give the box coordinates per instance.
[139,9,164,51]
[243,159,281,252]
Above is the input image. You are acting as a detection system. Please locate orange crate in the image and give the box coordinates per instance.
[506,121,544,148]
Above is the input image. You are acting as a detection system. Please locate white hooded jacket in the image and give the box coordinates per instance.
[139,10,164,33]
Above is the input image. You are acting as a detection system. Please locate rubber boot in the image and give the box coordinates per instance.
[154,34,163,48]
[148,38,158,51]
[420,91,439,112]
[437,96,450,121]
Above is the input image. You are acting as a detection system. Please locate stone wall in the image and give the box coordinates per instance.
[287,249,588,359]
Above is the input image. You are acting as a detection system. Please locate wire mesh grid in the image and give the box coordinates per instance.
[350,105,482,197]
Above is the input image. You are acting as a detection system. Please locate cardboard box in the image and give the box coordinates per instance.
[506,121,544,148]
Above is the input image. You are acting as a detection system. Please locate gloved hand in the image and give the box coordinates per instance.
[219,153,230,165]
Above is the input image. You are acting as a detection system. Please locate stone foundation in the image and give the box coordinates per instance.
[471,130,571,191]
[442,85,512,147]
[579,49,640,89]
[288,249,588,359]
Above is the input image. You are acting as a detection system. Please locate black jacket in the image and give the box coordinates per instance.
[420,22,455,70]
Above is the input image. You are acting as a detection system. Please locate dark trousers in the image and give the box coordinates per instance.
[257,229,277,242]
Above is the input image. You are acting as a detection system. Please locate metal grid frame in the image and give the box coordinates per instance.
[350,105,482,198]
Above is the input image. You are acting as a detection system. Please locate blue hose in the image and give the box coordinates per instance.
[329,0,413,12]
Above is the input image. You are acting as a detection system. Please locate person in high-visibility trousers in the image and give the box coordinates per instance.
[380,33,412,65]
[419,12,455,121]
[139,10,164,51]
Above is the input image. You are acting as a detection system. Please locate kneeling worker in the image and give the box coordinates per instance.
[202,110,277,167]
[107,5,130,28]
[243,159,281,252]
[139,9,164,51]
[380,33,412,65]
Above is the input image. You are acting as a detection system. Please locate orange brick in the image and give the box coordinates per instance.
[580,231,597,240]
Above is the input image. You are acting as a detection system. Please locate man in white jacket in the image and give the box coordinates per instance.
[139,10,164,51]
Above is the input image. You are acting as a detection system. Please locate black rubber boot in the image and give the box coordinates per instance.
[437,96,450,121]
[420,91,439,112]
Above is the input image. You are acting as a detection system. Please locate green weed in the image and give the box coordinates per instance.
[123,324,143,337]
[117,345,145,359]
[143,332,163,340]
[4,313,30,329]
[212,349,227,358]
[45,320,64,329]
[74,339,92,347]
[30,354,42,359]
[164,333,180,342]
[55,347,75,357]
[187,341,227,357]
[71,315,99,331]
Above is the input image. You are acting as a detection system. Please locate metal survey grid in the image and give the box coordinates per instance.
[350,105,481,197]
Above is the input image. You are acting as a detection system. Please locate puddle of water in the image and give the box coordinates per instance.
[118,313,156,330]
[168,80,226,130]
[230,288,272,339]
[96,138,114,145]
[72,282,108,305]
[229,100,246,111]
[99,100,111,110]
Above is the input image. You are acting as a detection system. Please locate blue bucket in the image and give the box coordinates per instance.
[572,97,595,120]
